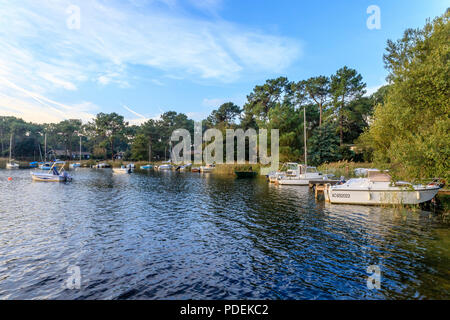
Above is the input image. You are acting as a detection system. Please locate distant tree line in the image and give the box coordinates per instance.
[0,65,377,165]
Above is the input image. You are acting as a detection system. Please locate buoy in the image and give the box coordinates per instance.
[8,177,12,181]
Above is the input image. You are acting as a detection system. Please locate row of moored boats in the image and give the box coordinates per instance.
[267,163,442,205]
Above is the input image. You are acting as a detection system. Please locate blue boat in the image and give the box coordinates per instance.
[29,162,39,168]
[140,164,154,170]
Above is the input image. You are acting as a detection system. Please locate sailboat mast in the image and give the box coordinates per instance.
[44,133,47,162]
[304,107,307,168]
[80,136,82,162]
[9,133,12,161]
[148,141,151,163]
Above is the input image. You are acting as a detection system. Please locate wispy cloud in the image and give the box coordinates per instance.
[0,0,301,122]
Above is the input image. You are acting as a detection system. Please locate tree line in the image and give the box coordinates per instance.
[0,65,377,165]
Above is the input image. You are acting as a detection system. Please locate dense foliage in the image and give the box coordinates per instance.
[360,10,449,181]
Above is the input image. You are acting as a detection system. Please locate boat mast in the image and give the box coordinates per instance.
[44,133,47,162]
[79,135,82,162]
[9,132,12,161]
[148,140,151,163]
[304,107,307,168]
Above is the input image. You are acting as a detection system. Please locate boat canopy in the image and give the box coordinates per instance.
[368,170,391,182]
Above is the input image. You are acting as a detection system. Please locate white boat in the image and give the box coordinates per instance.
[31,162,72,182]
[268,162,299,183]
[200,164,215,173]
[92,162,110,169]
[6,134,19,169]
[70,163,81,168]
[276,164,327,185]
[324,170,440,205]
[158,164,173,171]
[113,165,133,174]
[140,164,154,170]
[6,161,20,169]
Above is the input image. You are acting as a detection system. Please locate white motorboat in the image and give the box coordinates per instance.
[324,170,440,205]
[6,161,20,169]
[158,164,173,171]
[268,162,299,183]
[31,162,72,182]
[113,165,133,174]
[200,164,215,173]
[276,164,327,185]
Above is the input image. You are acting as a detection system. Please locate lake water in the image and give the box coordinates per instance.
[0,168,448,300]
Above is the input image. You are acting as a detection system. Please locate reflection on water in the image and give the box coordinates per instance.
[0,169,448,299]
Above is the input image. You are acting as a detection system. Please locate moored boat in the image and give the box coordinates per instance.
[29,161,39,168]
[140,164,154,170]
[158,164,173,171]
[276,163,327,185]
[31,162,72,182]
[70,163,81,168]
[6,161,20,169]
[324,170,440,205]
[200,164,215,173]
[113,164,133,174]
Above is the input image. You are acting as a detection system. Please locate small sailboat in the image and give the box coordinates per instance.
[324,170,440,205]
[31,162,72,182]
[6,161,19,169]
[158,164,173,171]
[6,133,19,169]
[200,164,215,173]
[70,135,82,168]
[113,164,133,174]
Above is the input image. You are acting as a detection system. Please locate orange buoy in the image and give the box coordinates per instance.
[8,177,12,181]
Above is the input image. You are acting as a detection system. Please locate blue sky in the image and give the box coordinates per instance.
[0,0,447,123]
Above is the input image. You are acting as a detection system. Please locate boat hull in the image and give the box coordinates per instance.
[276,178,310,185]
[324,187,440,205]
[31,173,66,182]
[113,168,132,174]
